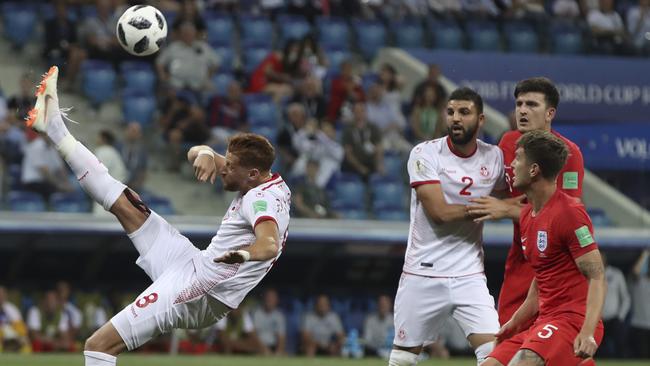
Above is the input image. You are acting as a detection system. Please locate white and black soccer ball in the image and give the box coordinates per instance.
[116,5,167,56]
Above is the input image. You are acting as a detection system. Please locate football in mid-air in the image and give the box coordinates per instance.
[116,5,167,56]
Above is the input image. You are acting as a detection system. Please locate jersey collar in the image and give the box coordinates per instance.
[446,136,477,158]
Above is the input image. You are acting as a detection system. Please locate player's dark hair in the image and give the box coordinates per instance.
[517,130,568,180]
[448,87,483,114]
[514,77,560,109]
[228,133,275,172]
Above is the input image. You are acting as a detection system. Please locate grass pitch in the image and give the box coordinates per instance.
[0,354,647,366]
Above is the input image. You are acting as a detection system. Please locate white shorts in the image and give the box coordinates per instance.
[110,212,230,350]
[393,272,499,348]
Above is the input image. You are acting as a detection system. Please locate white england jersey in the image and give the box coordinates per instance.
[194,174,291,308]
[405,137,506,277]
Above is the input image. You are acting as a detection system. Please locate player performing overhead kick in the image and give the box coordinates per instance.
[25,66,291,366]
[389,88,506,366]
[482,130,605,366]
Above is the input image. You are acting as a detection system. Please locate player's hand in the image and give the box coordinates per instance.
[193,152,217,184]
[495,320,519,343]
[213,250,248,264]
[467,195,521,223]
[573,332,598,359]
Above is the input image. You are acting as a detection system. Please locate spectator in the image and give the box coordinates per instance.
[411,64,446,110]
[159,90,209,171]
[216,307,264,354]
[171,0,207,39]
[341,102,384,179]
[80,0,122,66]
[56,281,82,341]
[363,295,393,357]
[207,80,248,147]
[291,120,344,187]
[248,39,302,102]
[43,0,85,89]
[0,117,26,167]
[429,0,464,19]
[21,133,72,202]
[626,0,650,55]
[290,76,326,121]
[252,288,286,355]
[287,0,324,22]
[587,0,634,55]
[277,103,307,174]
[293,159,337,219]
[80,293,108,339]
[462,0,502,18]
[630,248,650,358]
[377,63,403,114]
[509,0,546,18]
[120,123,148,191]
[599,253,631,357]
[27,290,73,352]
[95,130,127,184]
[0,286,30,353]
[553,0,582,18]
[327,60,365,124]
[299,35,328,80]
[365,82,411,153]
[7,74,36,125]
[156,21,220,97]
[301,294,345,357]
[410,85,445,143]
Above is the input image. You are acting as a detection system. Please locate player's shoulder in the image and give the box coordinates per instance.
[552,130,582,154]
[476,139,503,155]
[246,174,290,200]
[499,130,522,145]
[409,138,445,158]
[552,191,589,220]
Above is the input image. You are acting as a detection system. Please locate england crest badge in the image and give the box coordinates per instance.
[537,231,548,252]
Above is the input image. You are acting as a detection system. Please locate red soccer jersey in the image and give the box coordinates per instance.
[497,130,584,325]
[520,190,598,319]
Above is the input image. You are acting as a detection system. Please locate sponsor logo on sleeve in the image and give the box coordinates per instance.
[562,172,578,190]
[537,231,547,252]
[253,200,267,214]
[575,226,595,247]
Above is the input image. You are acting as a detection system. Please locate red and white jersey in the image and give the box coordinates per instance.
[405,137,506,277]
[194,173,291,308]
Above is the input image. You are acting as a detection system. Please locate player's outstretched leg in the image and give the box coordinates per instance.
[26,66,147,233]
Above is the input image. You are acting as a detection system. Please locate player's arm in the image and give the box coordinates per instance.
[467,194,526,223]
[187,145,226,183]
[574,249,607,358]
[415,183,471,224]
[496,278,539,341]
[214,220,280,264]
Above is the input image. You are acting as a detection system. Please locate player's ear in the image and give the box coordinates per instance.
[530,163,541,179]
[546,107,556,122]
[248,168,260,180]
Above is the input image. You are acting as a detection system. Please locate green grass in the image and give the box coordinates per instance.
[0,355,647,366]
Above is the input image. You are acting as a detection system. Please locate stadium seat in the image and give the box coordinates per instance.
[2,3,37,47]
[352,20,387,60]
[375,209,408,221]
[82,60,117,106]
[140,192,175,215]
[213,47,235,73]
[243,47,271,74]
[504,22,539,53]
[466,20,502,51]
[50,192,90,213]
[122,92,156,127]
[587,208,613,227]
[8,164,22,190]
[370,175,405,211]
[392,19,424,49]
[8,191,46,212]
[211,72,234,97]
[427,18,464,50]
[329,173,366,211]
[120,61,156,95]
[250,125,278,143]
[549,21,584,55]
[240,15,274,48]
[244,93,278,127]
[324,47,350,73]
[277,15,312,44]
[317,17,350,50]
[205,12,234,47]
[384,152,405,178]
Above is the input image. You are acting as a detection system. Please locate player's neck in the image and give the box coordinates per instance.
[526,181,557,214]
[241,172,274,194]
[447,137,477,158]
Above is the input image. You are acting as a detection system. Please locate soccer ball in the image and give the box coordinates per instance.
[116,5,167,56]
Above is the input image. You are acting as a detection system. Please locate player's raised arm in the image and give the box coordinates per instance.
[574,250,606,358]
[187,145,226,183]
[214,220,280,264]
[415,183,472,224]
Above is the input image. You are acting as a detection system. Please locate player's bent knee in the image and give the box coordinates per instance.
[389,349,419,366]
[509,349,545,366]
[481,357,505,366]
[85,323,127,356]
[110,189,151,234]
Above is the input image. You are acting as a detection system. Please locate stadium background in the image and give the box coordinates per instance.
[0,0,648,364]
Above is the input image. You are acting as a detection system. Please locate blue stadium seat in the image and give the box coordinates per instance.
[81,4,99,19]
[370,176,405,211]
[352,20,387,60]
[325,47,350,73]
[587,208,613,227]
[549,21,584,55]
[211,72,234,97]
[122,92,156,127]
[427,18,464,50]
[213,47,235,73]
[375,209,408,221]
[82,60,116,105]
[504,22,539,53]
[466,21,501,51]
[278,15,312,44]
[140,193,175,215]
[205,12,234,47]
[120,61,156,95]
[243,47,270,74]
[250,125,278,143]
[244,93,278,127]
[8,191,46,212]
[361,73,379,93]
[240,15,274,48]
[2,3,37,46]
[392,19,424,49]
[50,192,90,213]
[384,152,406,178]
[8,164,22,190]
[317,17,350,50]
[329,173,366,211]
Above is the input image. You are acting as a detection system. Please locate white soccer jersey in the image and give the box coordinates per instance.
[405,137,506,277]
[194,173,291,309]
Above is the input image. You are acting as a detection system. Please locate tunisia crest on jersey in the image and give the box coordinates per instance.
[537,231,548,252]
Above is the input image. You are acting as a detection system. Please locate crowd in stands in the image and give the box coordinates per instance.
[1,249,649,357]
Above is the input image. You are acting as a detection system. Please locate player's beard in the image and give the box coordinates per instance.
[221,176,239,192]
[448,121,478,146]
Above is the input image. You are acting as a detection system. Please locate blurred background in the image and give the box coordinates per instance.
[0,0,648,362]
